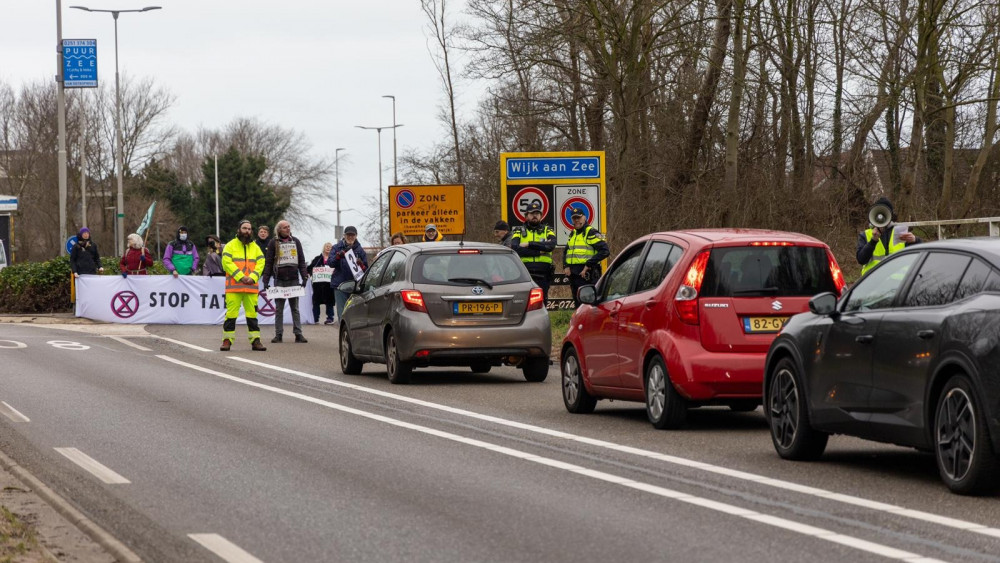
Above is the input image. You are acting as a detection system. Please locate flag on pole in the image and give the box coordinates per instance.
[136,201,156,237]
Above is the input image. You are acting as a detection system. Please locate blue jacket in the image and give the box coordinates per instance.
[327,238,368,286]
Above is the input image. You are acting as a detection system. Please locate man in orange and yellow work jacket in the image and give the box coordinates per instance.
[220,220,267,351]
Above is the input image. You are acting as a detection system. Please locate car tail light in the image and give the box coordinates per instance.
[457,249,481,254]
[527,288,545,311]
[401,290,427,313]
[827,249,846,295]
[415,350,430,359]
[749,241,794,247]
[675,250,709,324]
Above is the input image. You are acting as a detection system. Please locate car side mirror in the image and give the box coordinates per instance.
[338,280,358,294]
[578,285,597,305]
[809,292,838,316]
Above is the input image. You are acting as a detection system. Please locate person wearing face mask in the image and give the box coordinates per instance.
[70,227,105,277]
[511,200,557,301]
[201,234,224,276]
[163,225,200,278]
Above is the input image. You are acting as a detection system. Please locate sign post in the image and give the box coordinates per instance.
[62,39,98,88]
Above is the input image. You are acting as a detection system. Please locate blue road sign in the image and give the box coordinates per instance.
[66,235,79,254]
[506,156,600,180]
[62,39,98,88]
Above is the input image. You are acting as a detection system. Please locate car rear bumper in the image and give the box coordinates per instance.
[665,341,766,399]
[394,311,552,363]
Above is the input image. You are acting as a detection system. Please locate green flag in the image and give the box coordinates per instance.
[136,201,156,236]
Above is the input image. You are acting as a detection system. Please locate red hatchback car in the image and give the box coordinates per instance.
[561,229,845,429]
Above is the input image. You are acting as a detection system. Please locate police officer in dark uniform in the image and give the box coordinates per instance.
[511,201,557,301]
[562,205,610,306]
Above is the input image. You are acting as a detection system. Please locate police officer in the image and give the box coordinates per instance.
[856,196,919,276]
[562,206,610,306]
[512,201,557,301]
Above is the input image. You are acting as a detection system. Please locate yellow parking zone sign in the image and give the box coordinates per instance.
[389,184,466,237]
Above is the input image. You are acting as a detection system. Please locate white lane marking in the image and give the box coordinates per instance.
[161,355,941,561]
[145,335,213,352]
[188,534,263,563]
[231,356,1000,540]
[106,335,152,351]
[0,401,30,422]
[53,447,131,484]
[0,340,27,349]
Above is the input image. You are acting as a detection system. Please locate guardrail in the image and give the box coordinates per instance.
[901,217,1000,239]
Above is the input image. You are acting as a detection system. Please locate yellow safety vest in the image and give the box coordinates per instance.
[518,227,554,265]
[222,238,265,293]
[860,227,906,276]
[566,226,603,265]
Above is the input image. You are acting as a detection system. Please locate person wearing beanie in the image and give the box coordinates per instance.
[201,234,225,277]
[857,196,920,276]
[69,227,104,277]
[220,220,267,352]
[163,225,199,277]
[119,233,153,276]
[493,220,513,248]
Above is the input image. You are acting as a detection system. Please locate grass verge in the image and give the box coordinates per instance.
[550,310,574,352]
[0,505,40,563]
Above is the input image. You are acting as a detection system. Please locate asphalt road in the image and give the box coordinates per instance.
[1,321,998,562]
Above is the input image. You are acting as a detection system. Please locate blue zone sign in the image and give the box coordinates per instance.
[63,39,98,88]
[506,156,600,180]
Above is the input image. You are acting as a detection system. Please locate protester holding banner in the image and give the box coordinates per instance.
[220,220,267,352]
[327,226,368,321]
[308,242,335,324]
[201,235,224,276]
[163,226,200,278]
[70,227,104,277]
[262,220,309,344]
[119,234,153,276]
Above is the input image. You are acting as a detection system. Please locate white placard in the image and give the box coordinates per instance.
[265,285,305,300]
[312,266,333,283]
[345,249,365,281]
[74,275,313,324]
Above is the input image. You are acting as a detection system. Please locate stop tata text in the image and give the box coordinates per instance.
[150,292,227,309]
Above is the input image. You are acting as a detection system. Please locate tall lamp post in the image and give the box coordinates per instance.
[355,125,402,246]
[334,147,346,233]
[71,4,161,256]
[56,0,68,255]
[382,95,398,185]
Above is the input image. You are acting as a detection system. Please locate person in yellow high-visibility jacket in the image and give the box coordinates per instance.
[856,197,920,276]
[220,220,267,352]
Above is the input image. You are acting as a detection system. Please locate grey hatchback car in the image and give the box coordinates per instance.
[337,241,552,383]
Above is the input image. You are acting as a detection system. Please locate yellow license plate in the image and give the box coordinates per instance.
[455,301,503,314]
[743,316,789,333]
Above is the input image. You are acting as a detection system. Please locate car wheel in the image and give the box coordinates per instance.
[470,361,492,374]
[934,375,1000,495]
[728,400,759,412]
[645,356,686,429]
[562,348,597,414]
[766,357,828,460]
[522,357,549,382]
[339,327,363,375]
[384,330,412,384]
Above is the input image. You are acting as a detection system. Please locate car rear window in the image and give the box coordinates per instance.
[700,245,837,297]
[412,252,530,285]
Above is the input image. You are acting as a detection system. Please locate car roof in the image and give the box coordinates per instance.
[647,228,828,246]
[895,237,1000,265]
[386,241,513,253]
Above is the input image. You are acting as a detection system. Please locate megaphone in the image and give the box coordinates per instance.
[868,204,892,228]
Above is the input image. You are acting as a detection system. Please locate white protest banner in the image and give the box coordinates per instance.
[312,266,333,283]
[264,285,305,300]
[75,275,313,324]
[345,248,365,281]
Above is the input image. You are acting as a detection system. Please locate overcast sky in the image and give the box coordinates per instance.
[2,1,476,256]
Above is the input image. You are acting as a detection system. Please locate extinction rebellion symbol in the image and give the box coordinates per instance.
[111,291,139,319]
[257,293,276,317]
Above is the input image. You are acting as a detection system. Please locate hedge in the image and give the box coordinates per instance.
[0,255,169,314]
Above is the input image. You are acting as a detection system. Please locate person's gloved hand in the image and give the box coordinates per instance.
[335,250,345,261]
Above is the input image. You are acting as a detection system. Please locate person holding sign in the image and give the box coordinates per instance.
[220,220,267,352]
[119,233,153,276]
[308,242,336,324]
[262,220,309,343]
[327,226,368,321]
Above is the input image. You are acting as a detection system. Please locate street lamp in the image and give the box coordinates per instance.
[104,205,117,249]
[382,95,398,185]
[355,124,402,246]
[334,147,346,231]
[71,4,161,257]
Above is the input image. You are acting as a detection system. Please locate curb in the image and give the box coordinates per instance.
[0,449,142,563]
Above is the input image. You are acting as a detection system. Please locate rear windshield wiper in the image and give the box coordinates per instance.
[447,277,494,289]
[732,287,780,296]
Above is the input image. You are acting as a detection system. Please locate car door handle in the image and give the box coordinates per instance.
[855,334,874,344]
[609,310,618,318]
[917,330,935,340]
[644,300,656,309]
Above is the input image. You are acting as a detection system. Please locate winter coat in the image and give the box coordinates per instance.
[327,239,368,287]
